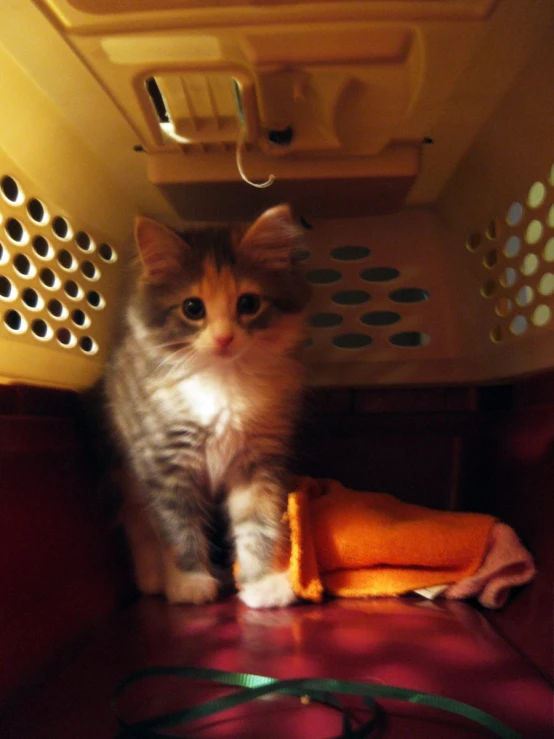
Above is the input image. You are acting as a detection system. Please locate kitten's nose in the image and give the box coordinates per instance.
[215,334,234,349]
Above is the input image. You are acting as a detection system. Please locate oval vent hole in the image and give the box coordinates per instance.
[389,288,429,304]
[332,333,372,349]
[389,331,430,348]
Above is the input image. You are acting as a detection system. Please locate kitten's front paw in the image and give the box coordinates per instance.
[165,571,219,605]
[239,571,297,609]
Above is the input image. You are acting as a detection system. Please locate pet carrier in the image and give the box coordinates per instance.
[0,1,552,737]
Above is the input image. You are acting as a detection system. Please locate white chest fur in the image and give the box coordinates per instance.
[176,369,259,489]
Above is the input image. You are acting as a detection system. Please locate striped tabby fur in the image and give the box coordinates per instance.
[104,205,310,608]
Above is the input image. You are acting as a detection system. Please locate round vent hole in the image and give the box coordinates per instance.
[389,287,429,303]
[332,333,372,349]
[332,290,371,306]
[331,245,371,261]
[361,267,400,283]
[389,331,430,348]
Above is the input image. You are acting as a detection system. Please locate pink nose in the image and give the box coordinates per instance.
[215,334,234,349]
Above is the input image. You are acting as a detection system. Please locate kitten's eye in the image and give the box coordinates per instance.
[182,297,205,321]
[237,293,261,316]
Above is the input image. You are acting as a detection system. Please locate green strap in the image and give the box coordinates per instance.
[112,665,522,739]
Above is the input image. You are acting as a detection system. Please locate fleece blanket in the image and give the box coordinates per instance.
[285,478,535,609]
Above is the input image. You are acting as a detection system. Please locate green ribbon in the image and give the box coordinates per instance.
[112,665,522,739]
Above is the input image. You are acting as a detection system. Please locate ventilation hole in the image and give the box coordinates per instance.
[1,175,23,204]
[527,181,546,209]
[0,276,16,301]
[521,253,539,277]
[71,308,89,327]
[80,261,99,280]
[293,248,311,264]
[525,220,543,245]
[305,268,342,285]
[499,268,517,288]
[361,267,400,283]
[0,241,8,266]
[57,249,76,271]
[86,290,105,309]
[75,231,94,252]
[27,198,48,224]
[483,250,498,269]
[40,268,60,289]
[52,216,72,240]
[543,238,554,262]
[6,218,28,244]
[145,77,170,123]
[31,318,52,340]
[22,288,43,310]
[486,219,501,240]
[48,298,67,319]
[32,235,53,260]
[466,232,482,251]
[4,309,27,334]
[79,336,98,355]
[64,280,83,300]
[532,304,551,327]
[13,253,35,277]
[516,285,534,307]
[506,201,524,227]
[503,236,521,259]
[57,327,76,347]
[332,290,371,306]
[389,287,429,303]
[309,313,343,328]
[361,310,401,327]
[389,331,430,348]
[538,273,554,296]
[330,245,371,261]
[510,315,528,336]
[332,333,372,349]
[98,243,116,262]
[548,205,554,229]
[495,297,513,317]
[490,326,503,344]
[481,279,497,298]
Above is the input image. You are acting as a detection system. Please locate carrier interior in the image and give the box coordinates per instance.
[0,2,553,737]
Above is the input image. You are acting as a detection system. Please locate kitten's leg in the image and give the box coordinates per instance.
[152,482,218,605]
[227,469,296,609]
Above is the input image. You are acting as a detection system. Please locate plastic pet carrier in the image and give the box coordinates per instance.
[0,1,552,737]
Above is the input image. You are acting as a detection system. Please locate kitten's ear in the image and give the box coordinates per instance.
[238,204,297,270]
[135,216,189,284]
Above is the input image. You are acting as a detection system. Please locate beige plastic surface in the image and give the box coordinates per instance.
[0,149,124,389]
[0,0,553,388]
[33,0,511,209]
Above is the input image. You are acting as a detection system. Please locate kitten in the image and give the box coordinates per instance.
[104,205,310,608]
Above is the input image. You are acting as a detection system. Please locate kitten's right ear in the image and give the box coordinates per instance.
[135,216,189,284]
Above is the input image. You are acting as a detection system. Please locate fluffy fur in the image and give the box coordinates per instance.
[104,205,310,608]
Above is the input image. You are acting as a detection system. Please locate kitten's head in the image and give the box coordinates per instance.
[133,205,310,369]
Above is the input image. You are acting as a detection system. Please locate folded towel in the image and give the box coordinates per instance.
[444,522,536,608]
[286,477,534,608]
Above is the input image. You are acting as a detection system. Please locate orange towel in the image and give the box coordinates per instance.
[287,477,496,602]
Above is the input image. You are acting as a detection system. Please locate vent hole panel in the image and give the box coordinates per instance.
[0,169,118,362]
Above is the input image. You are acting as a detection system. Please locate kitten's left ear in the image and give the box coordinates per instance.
[238,204,297,270]
[135,216,189,284]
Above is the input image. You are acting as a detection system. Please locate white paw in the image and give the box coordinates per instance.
[239,571,297,609]
[165,571,219,605]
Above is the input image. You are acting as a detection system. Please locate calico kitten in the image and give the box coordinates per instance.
[104,205,310,608]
